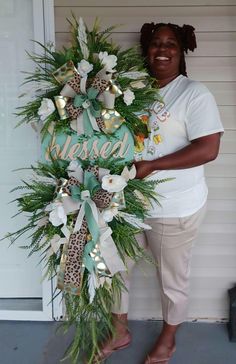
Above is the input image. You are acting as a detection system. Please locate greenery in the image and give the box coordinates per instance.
[5,159,165,363]
[4,16,164,364]
[16,16,159,140]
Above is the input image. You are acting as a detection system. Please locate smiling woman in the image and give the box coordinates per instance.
[141,23,197,86]
[146,27,182,85]
[95,22,225,364]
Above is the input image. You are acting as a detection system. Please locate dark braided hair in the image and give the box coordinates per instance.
[140,22,197,77]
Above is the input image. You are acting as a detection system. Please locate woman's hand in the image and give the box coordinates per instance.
[134,160,154,179]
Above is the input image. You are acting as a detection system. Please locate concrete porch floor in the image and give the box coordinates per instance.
[0,320,235,364]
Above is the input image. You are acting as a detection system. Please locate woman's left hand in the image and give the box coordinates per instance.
[134,160,154,179]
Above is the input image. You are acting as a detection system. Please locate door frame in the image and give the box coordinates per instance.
[0,0,55,321]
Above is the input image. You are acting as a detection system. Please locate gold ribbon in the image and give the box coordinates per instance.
[52,60,77,85]
[105,79,123,96]
[101,108,125,134]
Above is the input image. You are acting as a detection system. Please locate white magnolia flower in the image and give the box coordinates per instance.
[121,165,136,181]
[102,174,127,193]
[77,59,93,77]
[102,207,119,222]
[38,98,55,121]
[49,202,67,227]
[123,89,135,106]
[98,51,117,72]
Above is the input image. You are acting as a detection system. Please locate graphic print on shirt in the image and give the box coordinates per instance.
[134,113,149,154]
[147,100,170,154]
[134,100,170,159]
[150,100,170,123]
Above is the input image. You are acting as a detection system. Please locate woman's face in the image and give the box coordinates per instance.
[147,26,182,82]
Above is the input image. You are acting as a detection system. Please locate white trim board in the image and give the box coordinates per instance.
[43,0,55,46]
[0,0,55,322]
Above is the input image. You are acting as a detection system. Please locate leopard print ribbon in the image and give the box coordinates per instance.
[57,167,113,295]
[59,71,110,134]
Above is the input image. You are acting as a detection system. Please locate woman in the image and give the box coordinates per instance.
[95,22,224,364]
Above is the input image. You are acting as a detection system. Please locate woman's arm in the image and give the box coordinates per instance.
[134,133,221,179]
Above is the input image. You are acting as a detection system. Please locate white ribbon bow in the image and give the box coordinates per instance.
[46,234,67,258]
[98,225,126,275]
[67,161,110,183]
[73,190,99,233]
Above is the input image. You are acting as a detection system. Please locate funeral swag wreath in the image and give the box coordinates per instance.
[6,17,166,363]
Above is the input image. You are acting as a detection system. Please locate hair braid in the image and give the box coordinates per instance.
[182,24,197,52]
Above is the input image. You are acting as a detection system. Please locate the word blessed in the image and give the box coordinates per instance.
[42,126,134,162]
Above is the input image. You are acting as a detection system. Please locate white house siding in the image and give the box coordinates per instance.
[54,0,236,321]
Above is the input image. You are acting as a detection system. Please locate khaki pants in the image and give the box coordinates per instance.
[112,203,207,325]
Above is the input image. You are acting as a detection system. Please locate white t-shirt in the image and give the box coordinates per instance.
[135,75,224,218]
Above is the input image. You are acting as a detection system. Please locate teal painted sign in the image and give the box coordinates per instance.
[41,125,134,163]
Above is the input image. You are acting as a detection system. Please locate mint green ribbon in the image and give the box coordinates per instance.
[84,193,100,243]
[71,171,100,243]
[70,171,99,200]
[83,239,96,273]
[73,87,101,136]
[70,185,81,200]
[83,170,100,196]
